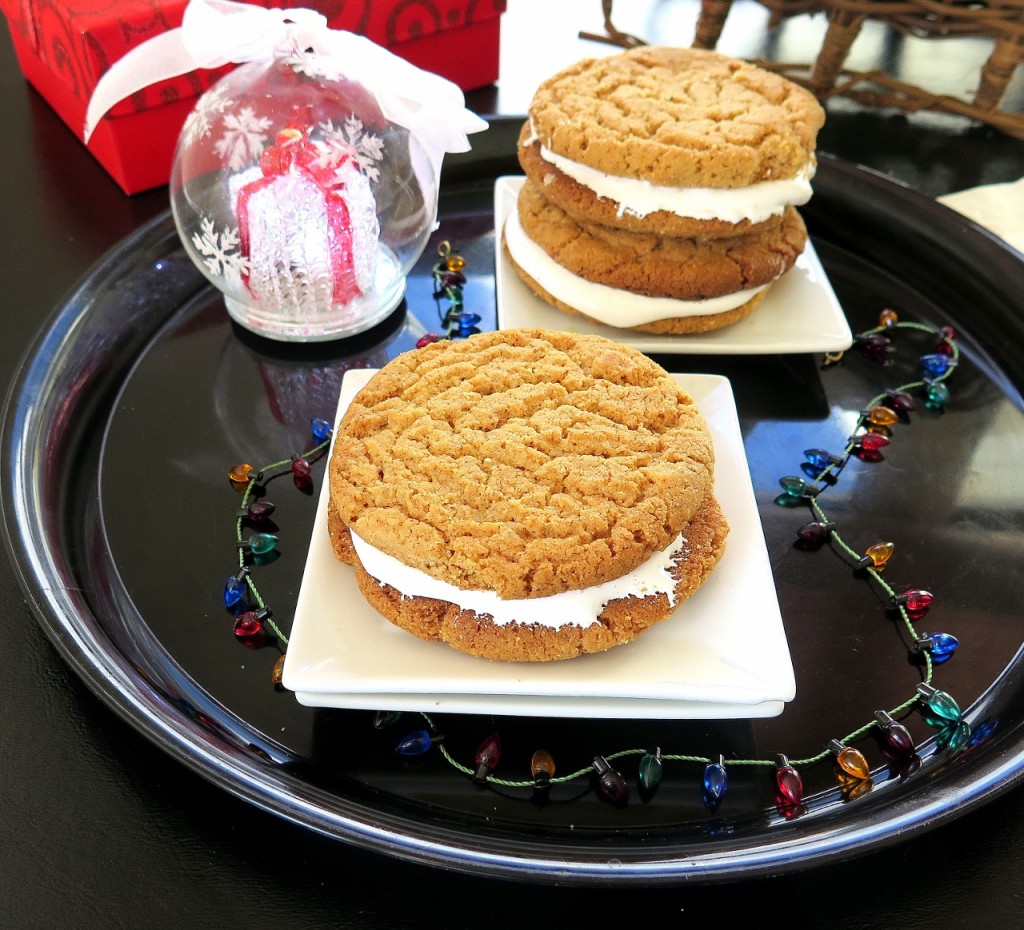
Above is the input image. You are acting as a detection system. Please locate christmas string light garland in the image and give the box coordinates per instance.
[224,417,333,682]
[222,305,973,815]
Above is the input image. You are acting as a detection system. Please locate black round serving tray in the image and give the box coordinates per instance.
[4,118,1024,884]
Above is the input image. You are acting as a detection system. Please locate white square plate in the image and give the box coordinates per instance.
[494,175,852,355]
[282,369,795,719]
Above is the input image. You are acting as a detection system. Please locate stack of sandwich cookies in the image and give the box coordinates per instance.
[505,46,825,334]
[327,329,729,662]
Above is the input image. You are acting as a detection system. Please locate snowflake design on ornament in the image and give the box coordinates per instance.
[181,84,234,147]
[191,216,248,283]
[285,54,348,83]
[214,107,274,172]
[315,117,384,182]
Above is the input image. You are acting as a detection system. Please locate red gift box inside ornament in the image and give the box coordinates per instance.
[1,0,504,194]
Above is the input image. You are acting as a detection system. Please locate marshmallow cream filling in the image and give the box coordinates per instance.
[350,529,688,629]
[504,209,769,326]
[538,142,814,224]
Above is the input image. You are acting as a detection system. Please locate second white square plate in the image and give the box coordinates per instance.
[494,175,852,355]
[282,368,795,719]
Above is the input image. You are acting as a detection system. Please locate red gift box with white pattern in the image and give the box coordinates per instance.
[1,0,504,194]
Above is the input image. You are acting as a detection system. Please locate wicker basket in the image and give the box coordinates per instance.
[582,0,1024,137]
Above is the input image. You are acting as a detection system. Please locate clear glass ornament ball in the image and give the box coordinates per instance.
[170,52,437,342]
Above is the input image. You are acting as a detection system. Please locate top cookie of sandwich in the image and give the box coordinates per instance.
[329,329,715,601]
[528,46,824,189]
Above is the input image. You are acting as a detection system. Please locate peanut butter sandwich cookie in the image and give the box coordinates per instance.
[328,329,728,661]
[519,46,825,239]
[504,178,807,334]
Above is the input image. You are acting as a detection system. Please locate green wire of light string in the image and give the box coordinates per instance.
[233,437,332,645]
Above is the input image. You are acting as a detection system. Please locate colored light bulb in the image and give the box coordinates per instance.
[702,757,728,806]
[234,607,271,642]
[223,570,248,608]
[638,748,663,792]
[241,533,279,556]
[779,475,806,495]
[311,417,332,443]
[896,588,934,619]
[437,269,466,288]
[885,390,915,413]
[243,499,276,522]
[867,405,899,428]
[857,432,890,452]
[804,448,842,470]
[917,683,962,723]
[272,654,285,687]
[228,462,256,488]
[925,382,951,410]
[373,710,402,729]
[874,710,915,755]
[593,756,628,806]
[794,520,835,540]
[862,542,894,570]
[455,312,481,334]
[937,718,972,752]
[530,749,556,790]
[796,520,834,545]
[798,448,839,479]
[234,612,262,639]
[921,631,959,664]
[416,333,440,348]
[936,325,956,354]
[291,456,312,489]
[395,729,440,756]
[920,353,950,378]
[444,253,466,272]
[829,739,871,780]
[775,755,803,806]
[775,475,809,507]
[879,308,899,327]
[473,732,502,782]
[857,333,891,362]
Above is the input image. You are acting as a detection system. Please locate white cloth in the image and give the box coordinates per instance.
[938,177,1024,255]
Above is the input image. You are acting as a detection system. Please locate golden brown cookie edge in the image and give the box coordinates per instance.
[517,125,783,240]
[331,493,729,662]
[528,47,825,189]
[502,230,773,335]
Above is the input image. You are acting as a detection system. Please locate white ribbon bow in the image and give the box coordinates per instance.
[84,0,488,173]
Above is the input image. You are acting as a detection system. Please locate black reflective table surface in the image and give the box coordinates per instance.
[3,4,1024,925]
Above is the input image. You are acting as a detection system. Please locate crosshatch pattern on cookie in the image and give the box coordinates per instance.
[529,47,825,189]
[329,330,716,600]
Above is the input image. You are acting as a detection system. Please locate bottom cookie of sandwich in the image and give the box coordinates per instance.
[328,496,728,662]
[503,241,772,335]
